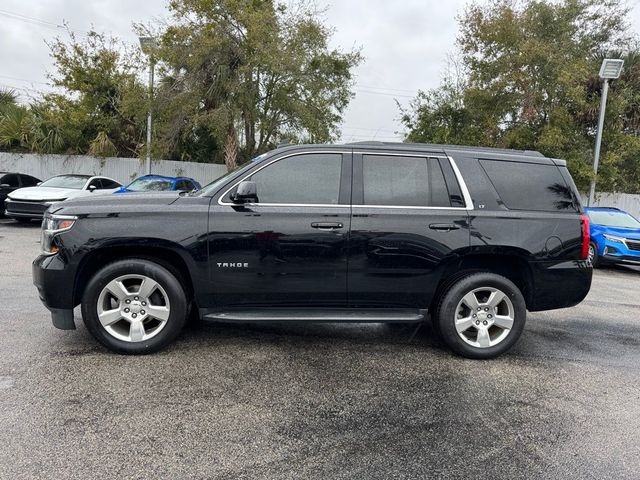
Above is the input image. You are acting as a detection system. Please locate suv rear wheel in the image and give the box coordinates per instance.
[81,259,188,354]
[436,272,526,359]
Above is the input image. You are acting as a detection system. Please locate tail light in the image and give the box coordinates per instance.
[581,214,590,260]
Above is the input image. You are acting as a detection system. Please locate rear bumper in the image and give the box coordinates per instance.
[528,260,592,312]
[32,254,76,329]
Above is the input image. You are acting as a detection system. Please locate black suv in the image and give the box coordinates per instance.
[33,143,592,358]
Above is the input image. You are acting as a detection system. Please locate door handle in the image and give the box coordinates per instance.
[429,223,461,232]
[311,222,343,230]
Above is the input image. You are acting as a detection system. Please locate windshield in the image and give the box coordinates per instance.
[40,175,88,189]
[588,210,640,229]
[196,156,267,197]
[126,178,174,192]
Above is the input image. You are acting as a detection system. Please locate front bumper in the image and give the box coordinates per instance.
[5,211,45,220]
[599,255,640,266]
[599,238,640,265]
[32,254,76,329]
[5,198,50,219]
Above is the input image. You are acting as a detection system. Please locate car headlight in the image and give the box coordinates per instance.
[41,214,77,255]
[603,234,626,245]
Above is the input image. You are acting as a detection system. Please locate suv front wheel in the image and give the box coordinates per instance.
[436,272,526,359]
[81,259,188,354]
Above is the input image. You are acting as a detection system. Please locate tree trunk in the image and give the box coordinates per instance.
[224,124,239,172]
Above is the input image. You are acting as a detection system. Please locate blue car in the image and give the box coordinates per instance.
[114,175,201,194]
[585,207,640,267]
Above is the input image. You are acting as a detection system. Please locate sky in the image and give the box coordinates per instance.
[2,0,640,144]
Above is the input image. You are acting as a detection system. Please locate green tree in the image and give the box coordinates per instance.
[0,90,30,150]
[149,0,362,169]
[402,0,640,192]
[43,31,147,157]
[0,1,360,165]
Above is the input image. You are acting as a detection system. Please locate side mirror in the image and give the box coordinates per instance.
[232,181,258,203]
[88,185,97,192]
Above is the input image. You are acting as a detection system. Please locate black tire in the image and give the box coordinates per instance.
[588,242,599,268]
[436,272,526,359]
[81,258,188,354]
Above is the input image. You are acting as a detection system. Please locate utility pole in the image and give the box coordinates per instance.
[145,58,155,175]
[588,58,624,206]
[139,37,158,175]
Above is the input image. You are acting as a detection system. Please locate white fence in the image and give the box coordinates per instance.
[582,193,640,219]
[0,153,227,187]
[3,151,640,217]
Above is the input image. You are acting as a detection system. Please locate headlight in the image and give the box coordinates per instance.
[41,214,77,255]
[603,234,626,245]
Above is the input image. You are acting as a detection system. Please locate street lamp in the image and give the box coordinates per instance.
[139,36,158,175]
[588,58,624,206]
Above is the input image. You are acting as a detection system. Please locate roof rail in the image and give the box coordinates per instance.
[343,141,544,157]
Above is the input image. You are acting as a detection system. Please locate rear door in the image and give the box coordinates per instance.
[207,149,352,307]
[348,151,471,308]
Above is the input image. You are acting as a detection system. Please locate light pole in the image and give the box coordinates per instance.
[139,36,157,175]
[588,58,624,206]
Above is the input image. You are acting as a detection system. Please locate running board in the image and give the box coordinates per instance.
[202,309,425,323]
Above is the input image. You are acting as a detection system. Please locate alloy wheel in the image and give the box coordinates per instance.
[96,274,171,343]
[454,287,515,349]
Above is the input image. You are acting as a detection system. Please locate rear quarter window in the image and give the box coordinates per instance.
[479,159,579,212]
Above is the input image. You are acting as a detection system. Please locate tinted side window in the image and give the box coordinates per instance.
[87,178,103,189]
[429,159,451,207]
[363,155,451,207]
[249,153,342,204]
[176,180,191,191]
[1,174,20,187]
[438,158,465,207]
[479,159,578,212]
[20,175,40,187]
[100,179,121,189]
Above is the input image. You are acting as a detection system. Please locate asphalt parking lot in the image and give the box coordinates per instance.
[1,218,639,480]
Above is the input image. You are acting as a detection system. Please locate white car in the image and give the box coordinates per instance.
[4,174,122,222]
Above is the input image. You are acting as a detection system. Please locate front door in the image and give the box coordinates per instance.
[348,152,470,308]
[208,150,352,307]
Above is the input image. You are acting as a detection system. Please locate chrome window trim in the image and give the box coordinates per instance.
[352,205,468,211]
[217,148,474,211]
[224,203,350,208]
[217,150,352,207]
[354,151,474,211]
[447,155,474,210]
